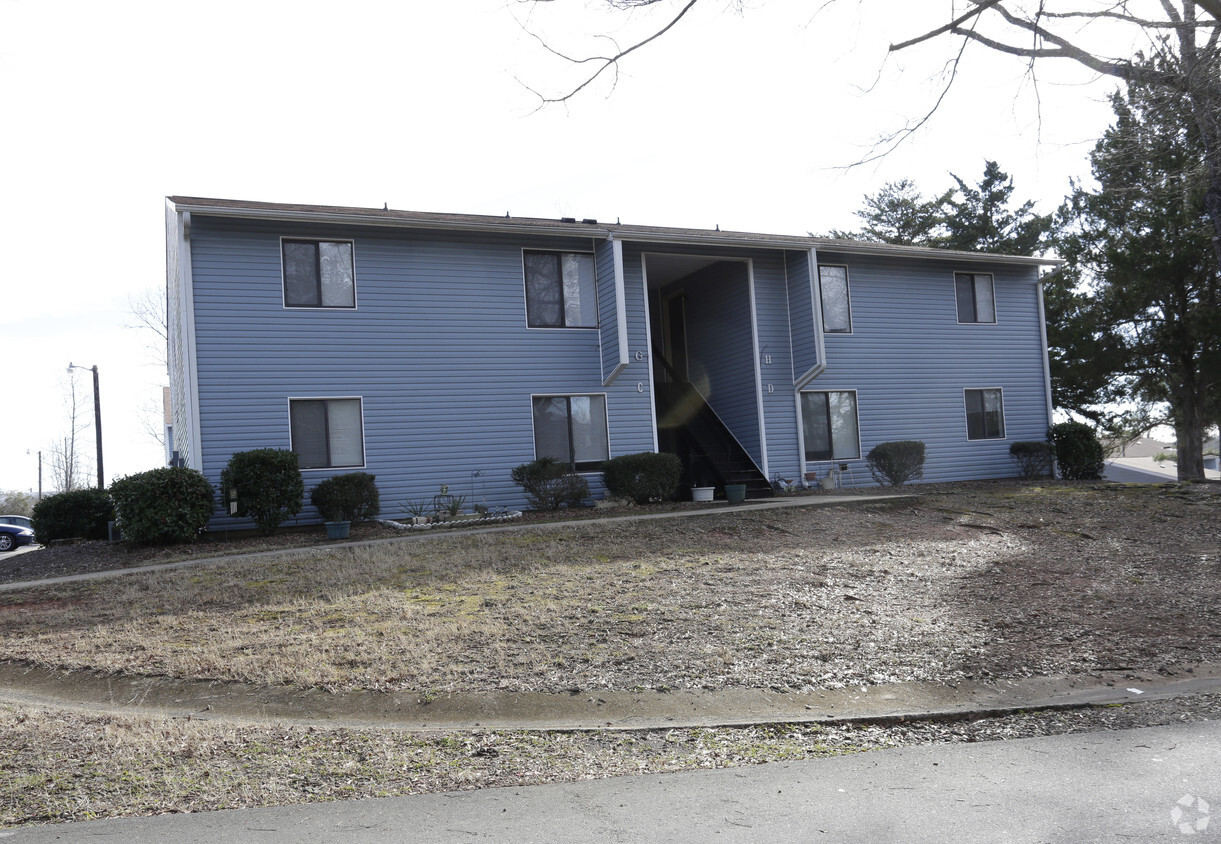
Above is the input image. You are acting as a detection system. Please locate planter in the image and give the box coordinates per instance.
[725,484,747,506]
[324,520,351,540]
[691,486,715,503]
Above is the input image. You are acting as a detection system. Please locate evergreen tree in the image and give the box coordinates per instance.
[1052,71,1221,480]
[831,161,1050,255]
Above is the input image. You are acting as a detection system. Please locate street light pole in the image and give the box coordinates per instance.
[68,363,104,489]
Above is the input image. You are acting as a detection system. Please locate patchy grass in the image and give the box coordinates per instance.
[0,482,1218,695]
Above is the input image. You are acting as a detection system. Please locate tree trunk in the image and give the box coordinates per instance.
[1172,385,1207,481]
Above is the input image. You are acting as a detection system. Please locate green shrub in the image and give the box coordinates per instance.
[30,488,113,543]
[109,467,214,546]
[510,457,590,511]
[601,452,683,504]
[220,449,304,535]
[310,472,380,523]
[1049,422,1105,480]
[866,440,926,486]
[1009,441,1055,479]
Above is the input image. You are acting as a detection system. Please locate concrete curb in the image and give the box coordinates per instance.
[1,660,1217,732]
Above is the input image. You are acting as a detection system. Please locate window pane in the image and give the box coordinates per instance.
[284,242,319,306]
[965,390,986,439]
[955,274,975,322]
[532,397,571,462]
[319,242,355,307]
[819,266,851,333]
[561,253,598,328]
[974,275,995,323]
[571,395,608,463]
[983,389,1004,438]
[290,400,329,468]
[327,399,364,466]
[828,392,860,459]
[525,253,563,327]
[801,392,831,461]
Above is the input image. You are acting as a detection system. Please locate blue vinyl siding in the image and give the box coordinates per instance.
[803,252,1049,485]
[186,217,654,525]
[172,203,1052,527]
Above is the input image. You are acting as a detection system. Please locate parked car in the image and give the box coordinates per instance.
[0,515,36,552]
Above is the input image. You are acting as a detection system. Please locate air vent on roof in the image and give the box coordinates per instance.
[561,217,577,223]
[582,218,598,225]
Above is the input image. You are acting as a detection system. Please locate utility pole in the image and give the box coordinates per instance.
[68,363,104,489]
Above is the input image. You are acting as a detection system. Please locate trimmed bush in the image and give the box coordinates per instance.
[109,467,214,546]
[601,452,683,504]
[1009,441,1055,479]
[30,488,113,543]
[310,472,380,523]
[1049,421,1105,480]
[510,457,590,511]
[220,449,304,535]
[866,440,926,487]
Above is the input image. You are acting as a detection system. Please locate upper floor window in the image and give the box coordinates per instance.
[532,394,609,470]
[283,240,356,308]
[524,251,597,328]
[955,272,995,323]
[964,388,1005,440]
[290,397,365,468]
[818,265,852,333]
[800,390,860,462]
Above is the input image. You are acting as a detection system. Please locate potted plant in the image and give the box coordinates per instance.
[310,473,380,540]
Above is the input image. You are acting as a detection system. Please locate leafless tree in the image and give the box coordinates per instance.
[127,286,168,374]
[127,286,170,451]
[46,370,94,493]
[522,2,1221,257]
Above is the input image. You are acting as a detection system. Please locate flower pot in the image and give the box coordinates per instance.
[691,486,715,503]
[725,484,747,505]
[324,520,351,540]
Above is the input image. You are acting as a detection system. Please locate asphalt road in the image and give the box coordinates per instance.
[5,720,1217,843]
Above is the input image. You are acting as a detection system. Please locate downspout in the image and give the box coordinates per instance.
[794,246,827,390]
[1036,274,1055,433]
[602,234,630,386]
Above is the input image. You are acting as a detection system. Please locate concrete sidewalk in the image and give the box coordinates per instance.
[6,719,1218,842]
[2,659,1218,732]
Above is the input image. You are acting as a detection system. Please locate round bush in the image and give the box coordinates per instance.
[1009,441,1055,479]
[30,488,114,543]
[510,457,590,511]
[109,467,214,546]
[601,452,683,504]
[310,472,380,523]
[220,449,304,535]
[866,440,926,487]
[1048,422,1105,480]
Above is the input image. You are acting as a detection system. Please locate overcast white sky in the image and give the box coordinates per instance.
[1,0,1130,495]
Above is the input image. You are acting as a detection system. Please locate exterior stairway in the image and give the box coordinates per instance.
[652,372,772,500]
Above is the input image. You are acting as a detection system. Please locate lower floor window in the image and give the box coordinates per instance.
[289,398,365,468]
[532,395,609,470]
[801,390,860,462]
[964,388,1005,440]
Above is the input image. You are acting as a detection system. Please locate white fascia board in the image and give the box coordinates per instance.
[602,236,630,386]
[794,247,827,390]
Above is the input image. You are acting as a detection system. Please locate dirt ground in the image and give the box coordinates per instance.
[1,480,1218,693]
[1,479,1219,827]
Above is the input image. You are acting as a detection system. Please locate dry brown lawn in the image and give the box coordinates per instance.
[1,481,1218,695]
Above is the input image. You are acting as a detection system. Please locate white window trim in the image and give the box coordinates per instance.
[521,248,600,330]
[817,264,854,335]
[280,237,358,311]
[798,388,862,464]
[529,392,611,472]
[954,271,997,325]
[962,387,1007,441]
[286,396,367,470]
